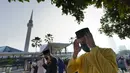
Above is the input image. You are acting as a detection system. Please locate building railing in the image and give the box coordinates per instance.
[0,52,40,56]
[0,52,73,59]
[53,52,73,58]
[54,52,73,54]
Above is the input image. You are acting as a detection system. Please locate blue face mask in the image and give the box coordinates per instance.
[81,44,90,52]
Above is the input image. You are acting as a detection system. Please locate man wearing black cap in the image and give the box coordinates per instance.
[42,49,57,73]
[67,28,118,73]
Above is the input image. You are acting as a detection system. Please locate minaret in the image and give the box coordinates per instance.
[24,11,33,52]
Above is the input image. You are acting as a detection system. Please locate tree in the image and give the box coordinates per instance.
[8,0,130,39]
[44,34,53,43]
[31,37,42,52]
[7,56,14,65]
[99,0,130,39]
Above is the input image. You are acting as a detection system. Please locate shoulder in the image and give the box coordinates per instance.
[98,47,116,57]
[99,47,115,53]
[78,53,88,60]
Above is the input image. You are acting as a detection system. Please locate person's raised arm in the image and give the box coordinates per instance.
[67,39,82,73]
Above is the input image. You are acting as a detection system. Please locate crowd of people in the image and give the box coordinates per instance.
[29,49,69,73]
[117,55,130,73]
[30,27,119,73]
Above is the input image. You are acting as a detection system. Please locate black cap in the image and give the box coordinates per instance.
[75,28,90,39]
[42,49,50,55]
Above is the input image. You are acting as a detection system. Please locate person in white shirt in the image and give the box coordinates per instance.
[31,62,37,73]
[37,57,46,73]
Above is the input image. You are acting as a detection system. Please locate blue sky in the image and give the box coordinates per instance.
[0,0,130,54]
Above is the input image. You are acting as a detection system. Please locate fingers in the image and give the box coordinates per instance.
[74,39,79,45]
[74,39,81,45]
[74,39,78,43]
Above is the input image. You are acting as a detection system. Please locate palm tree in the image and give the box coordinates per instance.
[31,37,42,52]
[44,34,54,54]
[44,34,53,43]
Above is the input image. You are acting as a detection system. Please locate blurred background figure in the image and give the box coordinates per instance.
[117,56,127,73]
[124,54,130,73]
[42,49,57,73]
[57,57,65,73]
[37,57,46,73]
[31,61,38,73]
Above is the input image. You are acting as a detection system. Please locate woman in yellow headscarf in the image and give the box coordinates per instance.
[67,28,118,73]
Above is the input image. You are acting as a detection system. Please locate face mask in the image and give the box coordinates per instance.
[81,44,90,52]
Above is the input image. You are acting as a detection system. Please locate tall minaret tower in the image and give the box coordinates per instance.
[24,11,33,52]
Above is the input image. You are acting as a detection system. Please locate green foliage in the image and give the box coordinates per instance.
[0,58,14,66]
[7,59,14,65]
[99,0,130,39]
[25,0,29,2]
[8,0,11,2]
[51,0,88,24]
[8,0,130,39]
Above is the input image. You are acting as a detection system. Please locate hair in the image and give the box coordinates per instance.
[42,49,50,55]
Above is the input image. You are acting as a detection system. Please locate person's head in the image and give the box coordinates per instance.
[42,49,50,59]
[75,28,93,52]
[32,61,37,67]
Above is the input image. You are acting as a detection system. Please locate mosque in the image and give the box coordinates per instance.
[0,11,72,56]
[0,11,72,72]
